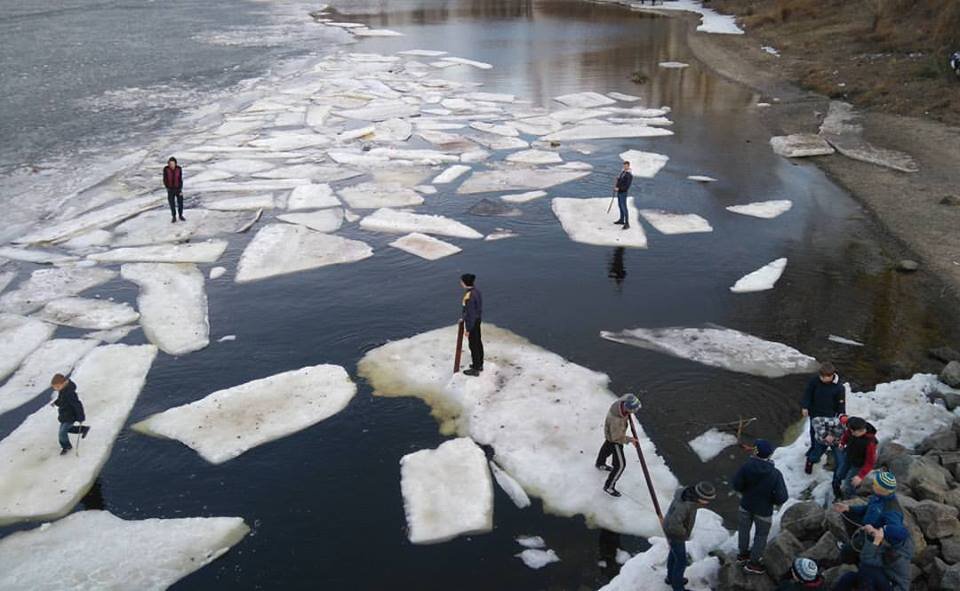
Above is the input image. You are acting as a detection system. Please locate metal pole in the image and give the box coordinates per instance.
[453,323,465,374]
[628,414,663,523]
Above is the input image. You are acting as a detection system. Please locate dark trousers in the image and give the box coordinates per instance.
[666,538,688,591]
[58,422,84,450]
[468,322,483,370]
[616,191,628,224]
[834,568,892,591]
[596,441,626,490]
[167,188,183,218]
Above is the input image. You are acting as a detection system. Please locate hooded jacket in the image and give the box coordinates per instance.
[848,494,904,529]
[860,534,914,591]
[603,397,631,444]
[662,487,701,541]
[801,374,845,418]
[732,456,788,517]
[840,422,877,478]
[54,381,85,424]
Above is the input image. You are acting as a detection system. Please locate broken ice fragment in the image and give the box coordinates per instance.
[688,429,739,462]
[730,258,787,293]
[552,198,647,248]
[389,233,462,260]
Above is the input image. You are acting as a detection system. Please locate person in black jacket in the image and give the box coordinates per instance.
[460,273,483,377]
[733,439,788,575]
[801,362,845,474]
[613,161,633,230]
[50,373,90,455]
[163,156,185,223]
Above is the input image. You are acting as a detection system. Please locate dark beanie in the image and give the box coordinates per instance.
[754,439,774,459]
[460,273,475,286]
[694,481,716,502]
[846,416,866,431]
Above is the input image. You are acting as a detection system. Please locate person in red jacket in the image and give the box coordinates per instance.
[162,157,185,223]
[834,416,877,499]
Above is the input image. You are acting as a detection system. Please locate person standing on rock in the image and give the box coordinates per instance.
[833,523,913,591]
[163,156,185,223]
[612,161,633,230]
[459,273,483,377]
[595,393,642,497]
[662,482,716,591]
[833,416,877,499]
[801,362,845,474]
[50,373,90,456]
[732,439,788,576]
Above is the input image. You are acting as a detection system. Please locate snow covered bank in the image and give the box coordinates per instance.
[631,0,744,35]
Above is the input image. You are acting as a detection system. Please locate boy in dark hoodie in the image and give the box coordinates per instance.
[801,362,845,474]
[833,524,913,591]
[775,557,825,590]
[834,416,877,499]
[662,481,716,591]
[50,373,90,455]
[732,439,788,575]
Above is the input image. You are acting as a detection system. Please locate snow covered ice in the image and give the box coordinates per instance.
[457,168,589,194]
[516,548,560,569]
[0,339,99,418]
[0,511,248,591]
[490,461,531,509]
[121,263,209,356]
[399,437,493,544]
[726,200,793,219]
[553,92,616,109]
[506,150,563,165]
[111,209,251,246]
[542,123,673,142]
[276,209,344,233]
[134,364,356,464]
[552,198,648,248]
[0,247,77,265]
[619,150,669,178]
[600,326,819,378]
[37,297,139,330]
[14,196,160,246]
[338,183,423,209]
[360,208,483,239]
[0,267,117,315]
[639,210,713,234]
[205,194,276,211]
[688,429,739,462]
[286,184,340,210]
[390,233,462,260]
[730,258,787,293]
[432,165,471,184]
[500,190,547,204]
[89,241,228,264]
[769,134,835,158]
[0,314,55,382]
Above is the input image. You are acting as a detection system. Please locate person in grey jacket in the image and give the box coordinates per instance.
[663,482,716,591]
[833,524,913,591]
[595,393,641,497]
[459,273,484,376]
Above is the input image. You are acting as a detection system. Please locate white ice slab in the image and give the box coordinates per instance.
[769,134,835,158]
[608,92,642,102]
[618,150,669,178]
[111,209,251,246]
[542,123,673,142]
[470,122,519,137]
[508,118,563,136]
[353,28,404,37]
[517,535,546,549]
[373,118,414,141]
[0,247,76,265]
[516,548,560,569]
[390,233,462,260]
[432,165,472,184]
[37,298,139,330]
[500,190,547,204]
[688,429,738,462]
[506,150,563,165]
[688,175,717,182]
[85,325,138,344]
[358,325,678,537]
[439,57,493,69]
[469,134,529,151]
[490,461,531,508]
[236,224,373,283]
[253,165,362,183]
[600,326,818,378]
[464,92,516,103]
[306,105,332,127]
[547,108,612,124]
[457,168,589,194]
[89,241,228,264]
[399,437,494,544]
[828,335,864,347]
[15,196,160,245]
[552,197,648,248]
[730,258,787,293]
[337,100,420,122]
[658,61,689,69]
[0,267,117,315]
[360,208,483,239]
[0,511,248,590]
[0,314,55,382]
[209,159,276,175]
[286,184,340,210]
[276,209,344,233]
[205,194,275,211]
[338,183,423,209]
[121,264,209,356]
[0,344,156,525]
[134,364,355,464]
[726,200,793,219]
[0,339,99,417]
[639,210,713,235]
[398,49,448,57]
[485,229,518,241]
[249,134,329,151]
[553,92,616,109]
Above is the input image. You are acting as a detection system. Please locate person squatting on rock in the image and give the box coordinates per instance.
[802,362,845,474]
[834,416,878,500]
[612,161,633,230]
[459,273,483,377]
[832,523,913,591]
[662,481,716,591]
[775,557,825,590]
[595,393,642,497]
[163,156,185,223]
[834,471,903,564]
[50,373,90,456]
[732,439,788,576]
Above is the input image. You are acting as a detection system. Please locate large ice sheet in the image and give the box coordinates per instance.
[553,92,616,108]
[134,364,356,464]
[89,241,227,264]
[338,183,424,209]
[470,122,519,137]
[276,209,344,233]
[209,159,276,175]
[111,209,251,246]
[618,150,669,178]
[236,224,373,283]
[0,339,99,417]
[769,134,835,158]
[390,233,462,260]
[500,190,547,204]
[358,325,678,536]
[457,168,589,194]
[726,200,792,219]
[121,264,209,356]
[542,124,673,142]
[688,429,738,462]
[360,209,483,239]
[14,196,160,245]
[337,100,420,121]
[730,258,787,293]
[286,184,340,210]
[0,314,55,382]
[439,57,493,69]
[0,511,248,590]
[399,437,493,544]
[37,298,139,330]
[373,118,414,141]
[552,197,648,248]
[600,326,818,378]
[205,194,276,211]
[506,150,563,165]
[0,247,77,265]
[639,210,713,235]
[0,267,117,315]
[0,344,157,525]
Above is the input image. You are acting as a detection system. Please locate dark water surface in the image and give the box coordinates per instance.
[2,0,960,589]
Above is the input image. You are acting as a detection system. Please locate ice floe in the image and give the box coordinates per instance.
[439,56,493,69]
[0,314,55,382]
[399,437,493,544]
[828,334,864,347]
[121,264,209,356]
[599,326,818,378]
[484,229,518,241]
[457,168,589,194]
[0,267,117,315]
[0,511,248,590]
[639,210,713,234]
[373,118,414,141]
[658,61,689,69]
[464,92,516,103]
[769,134,835,158]
[111,209,251,246]
[506,150,563,165]
[389,233,462,260]
[134,364,355,464]
[337,100,420,121]
[619,150,669,178]
[470,122,519,137]
[85,325,138,344]
[209,159,276,175]
[516,548,560,569]
[500,190,547,204]
[730,258,787,293]
[688,429,739,462]
[725,200,792,219]
[353,28,404,37]
[236,224,373,283]
[0,339,99,418]
[432,165,472,184]
[360,209,483,239]
[209,266,227,280]
[542,123,673,142]
[287,184,340,210]
[552,197,648,248]
[37,298,139,330]
[205,194,276,211]
[608,92,642,102]
[490,461,531,509]
[398,49,448,57]
[338,183,423,209]
[469,134,529,151]
[0,344,157,525]
[0,247,76,265]
[14,196,160,246]
[517,535,546,549]
[89,241,228,264]
[820,101,918,173]
[276,208,344,233]
[553,92,616,109]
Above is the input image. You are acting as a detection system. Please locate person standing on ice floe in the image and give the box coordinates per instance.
[833,416,878,499]
[595,393,642,497]
[775,557,824,590]
[662,481,716,591]
[163,157,185,223]
[833,523,913,591]
[613,161,633,230]
[732,439,788,576]
[801,362,845,475]
[459,273,483,377]
[50,373,90,456]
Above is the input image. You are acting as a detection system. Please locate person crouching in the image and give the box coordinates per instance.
[595,393,641,497]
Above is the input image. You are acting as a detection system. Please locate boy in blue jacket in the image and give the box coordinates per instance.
[733,439,788,575]
[833,524,913,591]
[833,472,903,564]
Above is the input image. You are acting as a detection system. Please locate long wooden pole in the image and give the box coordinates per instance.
[453,322,465,373]
[628,414,663,523]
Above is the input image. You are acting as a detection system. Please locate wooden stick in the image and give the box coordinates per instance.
[453,322,465,374]
[628,414,664,523]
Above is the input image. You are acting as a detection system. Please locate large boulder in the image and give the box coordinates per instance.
[942,361,960,388]
[823,508,848,542]
[823,564,857,588]
[942,537,960,565]
[939,560,960,591]
[717,560,777,591]
[918,429,959,454]
[909,500,960,540]
[780,501,825,542]
[898,495,930,556]
[929,346,960,363]
[804,530,840,563]
[927,558,950,589]
[888,455,953,491]
[763,531,806,579]
[877,441,909,468]
[915,479,950,503]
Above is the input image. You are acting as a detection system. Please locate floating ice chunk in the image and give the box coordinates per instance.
[725,200,792,219]
[464,92,516,103]
[490,461,531,508]
[559,161,594,171]
[134,364,355,464]
[688,429,739,462]
[188,179,312,193]
[327,150,391,167]
[658,61,689,69]
[209,266,226,280]
[730,258,787,293]
[306,105,332,127]
[249,134,329,151]
[506,150,563,165]
[287,184,340,210]
[0,339,99,417]
[470,122,519,137]
[616,549,632,565]
[458,168,588,194]
[552,198,648,248]
[398,49,448,57]
[400,437,493,544]
[828,335,864,347]
[516,535,546,549]
[344,210,361,223]
[0,247,76,265]
[608,92,642,102]
[209,159,276,175]
[339,125,375,142]
[15,196,160,246]
[61,230,113,251]
[618,150,669,178]
[607,106,670,118]
[470,134,529,151]
[236,224,373,283]
[500,190,547,204]
[37,298,139,330]
[84,325,138,344]
[337,100,420,122]
[769,134,835,158]
[89,241,228,264]
[542,123,673,142]
[121,264,208,356]
[548,108,612,123]
[484,229,518,241]
[353,28,404,37]
[553,92,616,108]
[507,118,563,136]
[368,147,461,165]
[639,210,713,235]
[205,194,275,211]
[390,233,462,260]
[635,0,744,35]
[188,169,235,184]
[326,21,366,28]
[820,101,918,173]
[0,344,157,525]
[516,549,560,569]
[468,198,521,217]
[600,326,818,378]
[373,118,414,141]
[111,210,251,246]
[688,175,717,182]
[254,164,362,183]
[432,165,472,184]
[277,209,344,233]
[415,185,437,195]
[439,57,493,69]
[217,334,236,342]
[416,120,466,131]
[360,208,483,239]
[338,183,423,209]
[0,267,116,315]
[0,511,249,590]
[461,149,490,163]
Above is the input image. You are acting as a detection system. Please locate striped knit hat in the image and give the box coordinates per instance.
[694,481,716,502]
[791,558,819,582]
[873,471,897,495]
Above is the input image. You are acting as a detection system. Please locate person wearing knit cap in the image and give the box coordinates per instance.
[834,472,904,564]
[833,523,913,591]
[833,415,878,499]
[595,393,642,497]
[775,557,825,590]
[732,439,788,575]
[662,482,716,591]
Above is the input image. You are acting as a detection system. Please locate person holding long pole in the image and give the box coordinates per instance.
[613,161,633,230]
[459,273,484,377]
[595,393,642,497]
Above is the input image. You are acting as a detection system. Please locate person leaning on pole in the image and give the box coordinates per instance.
[459,273,484,377]
[594,393,642,498]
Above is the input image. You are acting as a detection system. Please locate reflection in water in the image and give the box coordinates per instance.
[597,528,622,577]
[80,479,106,511]
[609,247,627,287]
